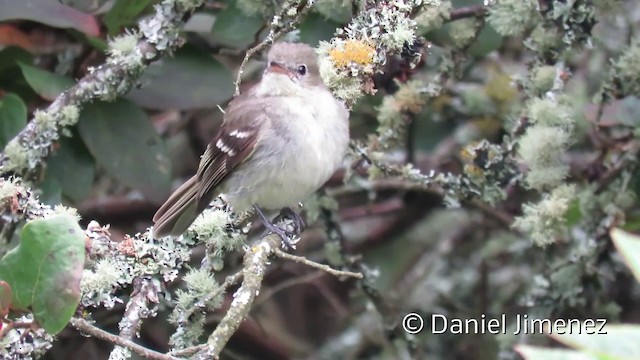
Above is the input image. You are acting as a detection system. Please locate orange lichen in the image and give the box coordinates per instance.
[329,40,375,68]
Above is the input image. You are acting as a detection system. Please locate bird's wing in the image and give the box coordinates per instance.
[195,100,264,212]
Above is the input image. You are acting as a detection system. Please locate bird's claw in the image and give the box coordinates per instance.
[253,205,303,251]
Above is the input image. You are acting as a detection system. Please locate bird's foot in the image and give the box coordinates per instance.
[253,205,300,251]
[274,207,306,233]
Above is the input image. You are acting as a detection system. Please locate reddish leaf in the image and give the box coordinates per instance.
[0,0,100,37]
[0,281,11,317]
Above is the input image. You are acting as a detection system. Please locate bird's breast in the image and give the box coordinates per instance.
[224,91,349,210]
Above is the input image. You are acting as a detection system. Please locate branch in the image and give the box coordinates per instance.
[109,277,160,359]
[70,318,177,360]
[447,4,487,22]
[0,0,204,176]
[195,234,281,358]
[273,248,363,279]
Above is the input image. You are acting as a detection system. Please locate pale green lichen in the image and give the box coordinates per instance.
[317,42,365,104]
[525,24,562,55]
[53,205,81,222]
[517,126,571,190]
[3,141,29,173]
[526,97,574,132]
[488,0,539,37]
[80,258,124,308]
[188,207,245,258]
[612,42,640,97]
[0,178,18,203]
[108,32,139,58]
[59,105,80,127]
[377,79,428,147]
[513,184,576,246]
[530,65,557,94]
[449,18,480,48]
[415,0,452,34]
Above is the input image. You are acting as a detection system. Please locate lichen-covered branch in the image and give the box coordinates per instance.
[0,0,205,176]
[194,234,281,359]
[109,277,161,360]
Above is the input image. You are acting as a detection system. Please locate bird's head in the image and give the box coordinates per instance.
[258,42,324,96]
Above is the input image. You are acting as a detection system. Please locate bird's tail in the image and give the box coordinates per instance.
[152,175,200,238]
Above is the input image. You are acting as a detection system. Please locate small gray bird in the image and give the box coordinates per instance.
[152,42,350,240]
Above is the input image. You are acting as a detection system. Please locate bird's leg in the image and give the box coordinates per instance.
[275,207,306,233]
[253,205,297,250]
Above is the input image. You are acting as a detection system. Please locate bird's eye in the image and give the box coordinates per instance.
[296,65,307,76]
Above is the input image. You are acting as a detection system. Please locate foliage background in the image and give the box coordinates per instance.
[1,0,640,359]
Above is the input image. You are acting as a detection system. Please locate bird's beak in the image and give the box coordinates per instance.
[268,61,293,77]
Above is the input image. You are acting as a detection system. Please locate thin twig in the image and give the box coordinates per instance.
[447,4,487,22]
[70,318,177,360]
[273,248,363,279]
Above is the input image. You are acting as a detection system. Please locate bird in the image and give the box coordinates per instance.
[152,42,350,244]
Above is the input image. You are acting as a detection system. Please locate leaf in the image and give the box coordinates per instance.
[0,93,27,150]
[0,281,11,317]
[515,345,597,360]
[0,0,100,37]
[19,63,75,101]
[611,228,640,283]
[467,24,503,57]
[127,46,234,110]
[103,0,152,35]
[60,0,111,14]
[210,1,264,48]
[78,99,171,203]
[0,214,85,334]
[550,325,640,360]
[0,47,33,75]
[38,177,63,206]
[299,13,341,46]
[46,135,95,203]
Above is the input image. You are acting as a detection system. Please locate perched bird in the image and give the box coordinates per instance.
[152,42,350,242]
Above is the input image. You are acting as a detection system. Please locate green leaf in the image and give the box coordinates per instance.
[78,99,171,203]
[0,47,33,75]
[611,228,640,284]
[0,93,27,150]
[0,0,100,37]
[515,345,597,360]
[19,63,75,101]
[299,13,341,46]
[0,214,85,334]
[46,136,96,203]
[467,24,503,57]
[550,325,640,360]
[103,0,152,35]
[38,177,63,206]
[210,1,264,48]
[127,46,234,110]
